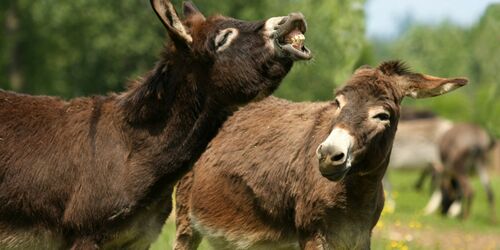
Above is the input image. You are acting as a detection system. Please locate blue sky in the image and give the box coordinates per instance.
[365,0,500,38]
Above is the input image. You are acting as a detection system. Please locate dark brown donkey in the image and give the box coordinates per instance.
[0,1,312,249]
[175,61,467,250]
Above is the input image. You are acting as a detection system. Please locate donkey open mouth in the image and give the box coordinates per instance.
[273,13,312,60]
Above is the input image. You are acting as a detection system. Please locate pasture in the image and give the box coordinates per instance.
[151,169,500,250]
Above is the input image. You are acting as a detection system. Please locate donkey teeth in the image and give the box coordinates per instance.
[291,34,305,49]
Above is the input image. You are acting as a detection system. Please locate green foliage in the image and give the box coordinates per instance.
[273,0,366,101]
[375,4,500,137]
[1,0,163,97]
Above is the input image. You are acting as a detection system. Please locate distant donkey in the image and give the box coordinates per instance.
[174,61,467,250]
[390,109,453,171]
[423,123,496,222]
[382,110,453,207]
[0,0,312,249]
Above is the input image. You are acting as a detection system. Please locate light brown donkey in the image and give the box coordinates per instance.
[174,61,467,249]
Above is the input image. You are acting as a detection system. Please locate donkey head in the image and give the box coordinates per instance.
[316,61,468,181]
[151,0,312,105]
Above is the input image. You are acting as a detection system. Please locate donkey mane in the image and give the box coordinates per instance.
[118,46,198,124]
[378,60,412,76]
[119,68,170,124]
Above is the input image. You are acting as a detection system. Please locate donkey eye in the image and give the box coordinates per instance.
[373,112,390,121]
[215,28,238,52]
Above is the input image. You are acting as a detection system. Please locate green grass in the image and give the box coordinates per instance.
[382,169,500,232]
[150,170,500,249]
[373,170,500,250]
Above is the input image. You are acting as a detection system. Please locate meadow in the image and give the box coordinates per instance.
[150,169,500,250]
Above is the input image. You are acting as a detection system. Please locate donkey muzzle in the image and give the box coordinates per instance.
[316,128,353,181]
[273,12,312,60]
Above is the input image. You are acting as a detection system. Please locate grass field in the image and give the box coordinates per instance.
[150,169,500,250]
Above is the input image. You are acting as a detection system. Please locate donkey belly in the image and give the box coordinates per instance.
[190,212,299,250]
[101,195,172,250]
[1,198,170,250]
[0,215,164,250]
[101,210,166,250]
[0,223,66,250]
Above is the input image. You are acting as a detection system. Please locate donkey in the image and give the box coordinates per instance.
[0,1,312,249]
[390,110,453,170]
[381,111,453,207]
[174,61,467,249]
[423,123,496,222]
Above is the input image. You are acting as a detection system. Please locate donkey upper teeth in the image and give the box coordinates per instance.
[293,34,305,42]
[291,34,305,49]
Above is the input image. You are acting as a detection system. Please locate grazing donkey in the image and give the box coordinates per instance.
[423,123,496,222]
[0,0,312,249]
[174,61,467,249]
[382,111,453,207]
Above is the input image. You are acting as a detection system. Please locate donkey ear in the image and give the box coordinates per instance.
[377,61,468,98]
[403,74,468,98]
[151,0,193,45]
[183,1,205,20]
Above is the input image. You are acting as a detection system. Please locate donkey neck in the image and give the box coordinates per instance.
[354,155,390,182]
[119,58,233,181]
[342,156,389,205]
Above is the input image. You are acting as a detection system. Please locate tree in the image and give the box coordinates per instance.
[1,0,162,97]
[272,0,366,101]
[469,4,500,135]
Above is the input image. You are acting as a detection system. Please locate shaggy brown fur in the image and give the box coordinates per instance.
[0,1,311,249]
[174,61,467,249]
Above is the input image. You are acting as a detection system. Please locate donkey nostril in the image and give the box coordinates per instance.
[331,153,345,162]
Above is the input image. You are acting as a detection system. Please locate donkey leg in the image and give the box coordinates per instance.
[440,176,459,216]
[424,161,447,215]
[455,176,474,219]
[424,189,443,215]
[430,161,445,195]
[477,164,497,223]
[174,172,202,250]
[415,163,433,191]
